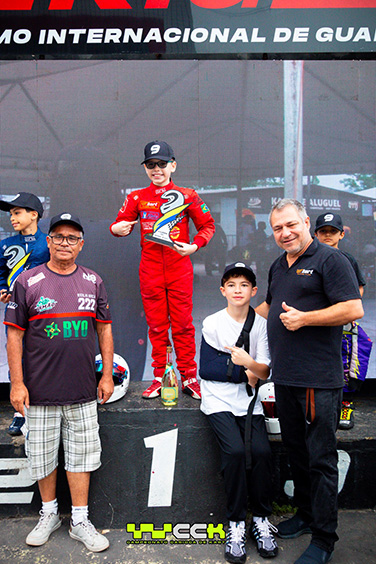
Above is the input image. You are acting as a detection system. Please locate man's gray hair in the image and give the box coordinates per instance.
[269,198,308,224]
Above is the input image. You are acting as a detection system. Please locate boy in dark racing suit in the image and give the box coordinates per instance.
[110,141,215,399]
[0,192,50,435]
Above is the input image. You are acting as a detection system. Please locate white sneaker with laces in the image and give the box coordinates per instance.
[69,518,109,552]
[225,521,247,563]
[251,517,278,558]
[26,511,62,546]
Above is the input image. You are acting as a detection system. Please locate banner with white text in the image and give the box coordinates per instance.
[0,0,376,57]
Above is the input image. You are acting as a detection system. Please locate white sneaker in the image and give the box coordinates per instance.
[69,518,109,552]
[26,511,62,546]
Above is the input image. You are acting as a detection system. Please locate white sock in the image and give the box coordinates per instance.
[253,516,265,524]
[230,520,245,528]
[71,505,89,526]
[42,499,58,515]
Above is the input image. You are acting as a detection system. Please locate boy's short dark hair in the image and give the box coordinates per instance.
[221,262,256,287]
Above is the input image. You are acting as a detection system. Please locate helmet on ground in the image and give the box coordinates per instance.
[95,353,130,403]
[259,381,280,434]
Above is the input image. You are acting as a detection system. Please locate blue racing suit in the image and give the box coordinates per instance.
[0,227,49,292]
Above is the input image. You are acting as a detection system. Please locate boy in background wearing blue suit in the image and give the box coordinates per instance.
[0,192,49,435]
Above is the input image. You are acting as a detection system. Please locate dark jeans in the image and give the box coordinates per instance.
[207,412,273,522]
[274,384,342,552]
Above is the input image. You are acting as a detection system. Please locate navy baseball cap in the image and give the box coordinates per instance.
[141,141,175,164]
[315,213,343,233]
[49,213,84,234]
[221,262,256,287]
[0,192,44,218]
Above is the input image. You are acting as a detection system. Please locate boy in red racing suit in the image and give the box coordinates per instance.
[110,141,215,399]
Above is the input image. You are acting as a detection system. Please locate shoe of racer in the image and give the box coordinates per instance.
[142,378,162,399]
[182,376,201,400]
[338,401,354,430]
[8,413,25,436]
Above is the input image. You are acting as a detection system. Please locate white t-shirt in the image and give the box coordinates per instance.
[200,308,271,417]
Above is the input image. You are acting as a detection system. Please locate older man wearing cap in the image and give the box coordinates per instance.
[4,212,114,552]
[110,140,215,399]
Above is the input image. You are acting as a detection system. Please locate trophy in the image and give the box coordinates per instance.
[144,189,191,249]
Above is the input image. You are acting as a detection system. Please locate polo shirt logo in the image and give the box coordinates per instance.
[296,269,314,276]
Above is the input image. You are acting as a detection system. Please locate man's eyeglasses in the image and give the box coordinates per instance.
[49,234,82,246]
[145,160,172,170]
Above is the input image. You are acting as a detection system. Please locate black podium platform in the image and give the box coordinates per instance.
[0,382,375,528]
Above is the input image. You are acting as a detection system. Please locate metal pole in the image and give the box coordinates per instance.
[236,64,249,246]
[283,61,304,201]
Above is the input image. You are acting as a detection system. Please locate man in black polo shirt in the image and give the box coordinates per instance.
[256,199,363,564]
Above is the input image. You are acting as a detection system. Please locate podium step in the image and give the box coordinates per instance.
[0,383,375,528]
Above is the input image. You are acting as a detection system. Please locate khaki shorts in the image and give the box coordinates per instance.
[24,401,101,481]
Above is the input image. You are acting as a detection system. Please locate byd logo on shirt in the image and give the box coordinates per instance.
[1,0,375,11]
[63,320,88,339]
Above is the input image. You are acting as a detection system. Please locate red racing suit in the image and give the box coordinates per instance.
[110,181,215,378]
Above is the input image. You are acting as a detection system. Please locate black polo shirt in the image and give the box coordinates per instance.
[341,250,366,287]
[266,238,361,389]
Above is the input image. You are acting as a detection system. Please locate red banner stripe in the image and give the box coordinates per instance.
[271,0,376,8]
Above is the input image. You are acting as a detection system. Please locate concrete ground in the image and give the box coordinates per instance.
[0,510,375,564]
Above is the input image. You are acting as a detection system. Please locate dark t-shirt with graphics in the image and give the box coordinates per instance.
[4,263,111,406]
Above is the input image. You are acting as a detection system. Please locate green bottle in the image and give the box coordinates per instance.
[161,346,178,407]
